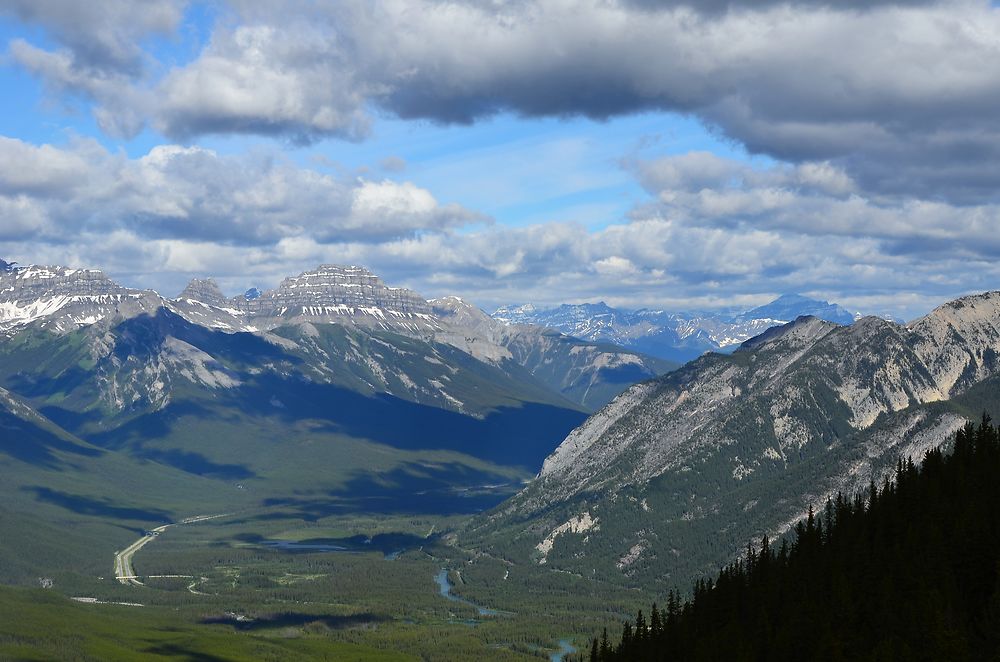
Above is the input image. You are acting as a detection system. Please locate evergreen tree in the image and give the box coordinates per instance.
[594,416,1000,662]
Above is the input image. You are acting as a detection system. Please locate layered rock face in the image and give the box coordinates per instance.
[0,265,159,336]
[242,265,438,333]
[169,265,440,335]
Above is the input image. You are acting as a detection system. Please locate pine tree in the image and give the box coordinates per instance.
[593,418,1000,661]
[650,603,663,639]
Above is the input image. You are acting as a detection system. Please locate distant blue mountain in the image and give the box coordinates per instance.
[493,294,873,363]
[739,293,858,326]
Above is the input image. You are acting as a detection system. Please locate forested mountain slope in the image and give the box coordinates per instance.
[593,417,1000,662]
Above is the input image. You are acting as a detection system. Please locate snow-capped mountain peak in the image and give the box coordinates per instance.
[0,262,161,336]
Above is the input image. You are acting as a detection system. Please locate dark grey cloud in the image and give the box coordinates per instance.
[9,0,998,201]
[2,0,184,75]
[128,0,997,203]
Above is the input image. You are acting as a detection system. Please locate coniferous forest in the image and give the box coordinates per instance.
[590,416,1000,662]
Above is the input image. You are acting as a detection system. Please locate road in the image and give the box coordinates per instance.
[113,513,229,585]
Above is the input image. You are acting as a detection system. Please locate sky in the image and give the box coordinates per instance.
[2,0,1000,320]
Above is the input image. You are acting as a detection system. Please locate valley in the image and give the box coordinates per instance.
[0,260,675,659]
[3,3,995,657]
[1,258,997,660]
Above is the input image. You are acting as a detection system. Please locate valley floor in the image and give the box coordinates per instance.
[3,505,642,661]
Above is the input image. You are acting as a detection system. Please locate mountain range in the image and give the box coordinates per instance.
[3,255,991,600]
[467,292,1000,590]
[0,258,681,579]
[492,294,868,363]
[0,261,675,413]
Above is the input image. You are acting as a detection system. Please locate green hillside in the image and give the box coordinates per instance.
[0,387,247,582]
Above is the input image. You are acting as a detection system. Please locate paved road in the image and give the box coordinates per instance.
[113,513,229,585]
[113,524,171,585]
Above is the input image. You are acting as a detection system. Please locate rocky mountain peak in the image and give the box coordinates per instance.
[738,315,840,352]
[0,264,161,336]
[177,278,228,307]
[211,264,439,335]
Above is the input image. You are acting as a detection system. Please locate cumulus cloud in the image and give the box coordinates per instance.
[8,40,149,137]
[258,152,1000,318]
[155,23,372,142]
[2,0,184,75]
[8,137,1000,319]
[3,0,184,137]
[120,0,1000,203]
[9,0,1000,201]
[632,152,1000,260]
[0,137,484,247]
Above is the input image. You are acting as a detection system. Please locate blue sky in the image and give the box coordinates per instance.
[2,1,999,319]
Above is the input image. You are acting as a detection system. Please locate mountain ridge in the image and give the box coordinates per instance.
[0,259,675,411]
[466,290,1000,589]
[491,294,872,362]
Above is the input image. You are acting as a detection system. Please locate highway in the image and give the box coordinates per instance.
[113,513,229,585]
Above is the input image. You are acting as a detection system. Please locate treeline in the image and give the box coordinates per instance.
[589,416,1000,661]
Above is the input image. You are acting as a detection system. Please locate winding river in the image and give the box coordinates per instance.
[434,569,574,658]
[434,568,501,616]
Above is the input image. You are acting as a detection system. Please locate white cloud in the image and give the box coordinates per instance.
[155,23,372,142]
[0,137,484,247]
[3,134,1000,318]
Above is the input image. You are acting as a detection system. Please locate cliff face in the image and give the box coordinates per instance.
[238,265,439,333]
[169,265,440,335]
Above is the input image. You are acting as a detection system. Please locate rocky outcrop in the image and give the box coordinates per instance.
[172,265,441,335]
[243,264,435,328]
[177,278,229,307]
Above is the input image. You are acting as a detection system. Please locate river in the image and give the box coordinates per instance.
[434,568,501,616]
